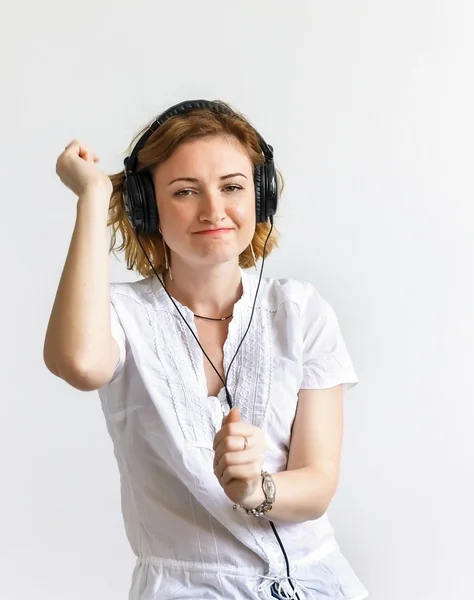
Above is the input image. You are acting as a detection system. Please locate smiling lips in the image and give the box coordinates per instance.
[193,228,234,235]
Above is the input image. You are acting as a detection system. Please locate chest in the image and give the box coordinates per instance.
[194,319,230,397]
[109,299,305,465]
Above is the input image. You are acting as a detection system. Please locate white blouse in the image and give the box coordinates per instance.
[98,268,368,600]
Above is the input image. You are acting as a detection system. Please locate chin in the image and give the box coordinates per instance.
[200,254,239,267]
[185,249,241,268]
[171,237,250,268]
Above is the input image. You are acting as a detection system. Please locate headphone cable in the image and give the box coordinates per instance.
[135,218,300,599]
[136,221,273,408]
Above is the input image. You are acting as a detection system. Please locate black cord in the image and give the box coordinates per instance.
[137,221,273,411]
[222,221,272,408]
[136,217,300,599]
[136,236,233,404]
[270,521,298,599]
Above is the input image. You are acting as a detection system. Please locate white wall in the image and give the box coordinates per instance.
[2,1,473,599]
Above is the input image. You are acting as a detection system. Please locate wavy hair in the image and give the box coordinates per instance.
[107,100,282,278]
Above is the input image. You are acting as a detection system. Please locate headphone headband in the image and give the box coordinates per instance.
[122,99,278,232]
[124,99,274,175]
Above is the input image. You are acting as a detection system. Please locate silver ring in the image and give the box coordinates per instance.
[242,436,249,450]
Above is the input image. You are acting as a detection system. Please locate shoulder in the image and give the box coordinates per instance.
[109,277,158,314]
[110,276,154,300]
[247,271,326,315]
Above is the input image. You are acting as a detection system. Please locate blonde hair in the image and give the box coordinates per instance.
[108,100,282,278]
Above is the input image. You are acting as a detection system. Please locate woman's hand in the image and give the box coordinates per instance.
[56,140,112,198]
[213,408,267,507]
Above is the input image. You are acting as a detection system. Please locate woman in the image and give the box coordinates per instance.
[44,100,368,600]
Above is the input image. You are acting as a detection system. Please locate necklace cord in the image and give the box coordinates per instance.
[136,219,273,410]
[134,218,298,597]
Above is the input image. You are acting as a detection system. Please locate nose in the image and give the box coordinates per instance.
[199,189,226,224]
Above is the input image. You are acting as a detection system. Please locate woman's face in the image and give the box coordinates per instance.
[152,135,256,269]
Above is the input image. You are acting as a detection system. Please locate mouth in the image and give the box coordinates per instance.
[193,228,234,236]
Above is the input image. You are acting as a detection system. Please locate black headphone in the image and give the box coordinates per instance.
[122,99,279,234]
[122,100,299,599]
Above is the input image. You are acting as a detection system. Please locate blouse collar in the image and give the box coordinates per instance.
[149,267,256,318]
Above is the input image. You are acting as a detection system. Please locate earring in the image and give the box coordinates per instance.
[159,228,173,280]
[249,243,258,270]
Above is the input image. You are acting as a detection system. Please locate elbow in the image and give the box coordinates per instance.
[311,494,335,521]
[43,348,112,391]
[312,472,339,520]
[313,499,333,520]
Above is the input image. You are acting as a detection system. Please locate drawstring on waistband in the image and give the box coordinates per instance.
[255,567,314,599]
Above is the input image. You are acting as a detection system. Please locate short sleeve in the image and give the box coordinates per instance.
[110,300,126,381]
[300,283,359,393]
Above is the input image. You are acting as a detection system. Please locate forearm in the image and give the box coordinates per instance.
[241,466,337,524]
[43,186,115,386]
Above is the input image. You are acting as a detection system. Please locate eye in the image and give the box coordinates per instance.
[224,184,243,193]
[173,188,195,196]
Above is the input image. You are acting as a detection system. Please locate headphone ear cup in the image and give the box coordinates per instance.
[263,161,278,221]
[123,171,158,234]
[254,165,265,223]
[139,171,159,234]
[254,162,279,223]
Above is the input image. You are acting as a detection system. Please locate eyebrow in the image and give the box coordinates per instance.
[167,172,248,186]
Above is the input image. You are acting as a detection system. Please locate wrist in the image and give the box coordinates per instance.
[77,186,111,218]
[234,471,276,517]
[241,485,266,510]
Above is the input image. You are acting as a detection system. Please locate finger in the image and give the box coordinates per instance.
[214,435,251,466]
[64,139,79,151]
[221,406,240,428]
[63,140,95,162]
[213,421,253,451]
[214,449,257,477]
[220,463,261,486]
[64,139,87,154]
[226,407,241,424]
[78,145,95,162]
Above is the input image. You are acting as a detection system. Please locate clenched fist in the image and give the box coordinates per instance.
[56,140,112,198]
[213,408,267,507]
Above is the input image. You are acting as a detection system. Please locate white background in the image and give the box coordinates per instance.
[1,1,473,599]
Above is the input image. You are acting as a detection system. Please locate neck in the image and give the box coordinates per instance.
[163,257,243,319]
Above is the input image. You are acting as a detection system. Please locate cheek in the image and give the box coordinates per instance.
[233,204,256,249]
[158,202,194,231]
[231,196,256,225]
